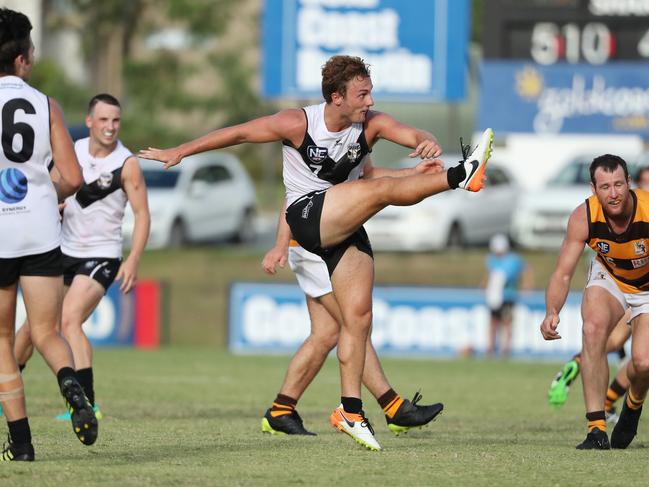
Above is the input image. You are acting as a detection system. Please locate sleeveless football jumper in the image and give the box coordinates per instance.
[0,76,59,258]
[586,189,649,293]
[284,102,372,274]
[61,137,132,259]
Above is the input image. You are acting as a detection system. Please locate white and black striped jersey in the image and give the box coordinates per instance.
[0,76,59,258]
[61,137,131,258]
[282,102,371,205]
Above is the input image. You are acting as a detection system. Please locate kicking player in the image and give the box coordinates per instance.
[13,93,151,420]
[0,8,97,461]
[541,154,649,450]
[261,191,443,437]
[141,55,493,450]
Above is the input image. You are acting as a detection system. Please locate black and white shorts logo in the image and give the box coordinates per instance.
[597,241,610,254]
[307,145,328,164]
[346,143,361,163]
[301,199,314,219]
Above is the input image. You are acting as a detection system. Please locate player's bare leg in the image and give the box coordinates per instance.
[0,283,33,461]
[20,276,98,445]
[612,313,649,448]
[576,286,623,449]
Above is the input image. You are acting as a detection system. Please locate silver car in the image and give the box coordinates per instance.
[122,151,257,248]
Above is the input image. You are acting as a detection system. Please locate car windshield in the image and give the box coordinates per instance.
[143,169,180,188]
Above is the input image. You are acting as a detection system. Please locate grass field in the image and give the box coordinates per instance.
[3,348,648,486]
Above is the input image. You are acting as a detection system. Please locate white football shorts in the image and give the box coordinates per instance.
[586,258,649,321]
[288,243,332,298]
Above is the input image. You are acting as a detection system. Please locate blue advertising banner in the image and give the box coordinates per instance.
[229,282,584,359]
[262,0,470,101]
[479,61,649,137]
[16,283,140,347]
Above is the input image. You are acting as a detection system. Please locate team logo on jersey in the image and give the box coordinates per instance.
[347,143,361,163]
[0,168,28,204]
[307,145,328,164]
[97,172,113,190]
[635,240,647,256]
[596,241,610,254]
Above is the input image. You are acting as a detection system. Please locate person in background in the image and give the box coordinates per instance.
[484,233,530,357]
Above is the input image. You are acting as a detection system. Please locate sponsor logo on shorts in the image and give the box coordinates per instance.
[346,143,361,163]
[301,199,314,219]
[594,271,607,280]
[597,241,610,254]
[635,240,647,256]
[84,260,99,270]
[307,145,328,164]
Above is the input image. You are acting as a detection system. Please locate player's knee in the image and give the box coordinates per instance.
[314,328,339,351]
[60,314,82,337]
[581,321,609,347]
[632,355,649,377]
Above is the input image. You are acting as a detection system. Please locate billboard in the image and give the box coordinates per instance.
[15,280,162,348]
[229,282,584,359]
[262,0,470,101]
[479,61,649,137]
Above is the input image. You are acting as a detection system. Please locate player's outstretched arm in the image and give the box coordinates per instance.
[117,156,151,293]
[49,98,82,200]
[262,201,291,275]
[541,204,588,340]
[365,111,442,159]
[139,109,305,169]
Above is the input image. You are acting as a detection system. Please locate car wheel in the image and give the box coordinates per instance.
[447,222,465,249]
[168,220,187,248]
[232,207,256,243]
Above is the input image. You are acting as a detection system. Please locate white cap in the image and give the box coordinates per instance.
[490,233,510,254]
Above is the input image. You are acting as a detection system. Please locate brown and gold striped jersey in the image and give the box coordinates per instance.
[586,189,649,293]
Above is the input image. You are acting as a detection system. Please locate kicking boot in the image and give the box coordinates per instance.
[60,376,98,446]
[261,408,316,436]
[56,404,103,422]
[611,399,642,449]
[576,427,610,450]
[548,359,580,407]
[330,405,381,451]
[457,128,494,192]
[0,437,34,462]
[386,391,443,436]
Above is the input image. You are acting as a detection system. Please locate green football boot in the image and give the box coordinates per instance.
[548,359,580,407]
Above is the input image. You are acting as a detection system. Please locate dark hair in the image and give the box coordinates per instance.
[589,154,629,185]
[88,93,121,114]
[0,8,32,75]
[321,55,371,103]
[635,166,649,185]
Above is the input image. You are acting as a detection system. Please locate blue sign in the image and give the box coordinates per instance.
[262,0,470,101]
[229,282,585,358]
[479,61,649,137]
[16,284,136,347]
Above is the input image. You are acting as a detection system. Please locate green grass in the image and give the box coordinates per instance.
[140,248,592,347]
[4,348,649,486]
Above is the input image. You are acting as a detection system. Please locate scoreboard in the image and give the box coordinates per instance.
[483,0,649,64]
[478,0,649,137]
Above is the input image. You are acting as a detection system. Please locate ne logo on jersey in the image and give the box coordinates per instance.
[307,145,328,164]
[635,240,647,256]
[347,143,361,163]
[596,241,610,254]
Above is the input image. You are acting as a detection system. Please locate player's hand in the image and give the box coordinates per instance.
[409,138,442,159]
[138,147,183,169]
[540,313,561,340]
[415,159,445,175]
[262,246,288,275]
[116,259,138,293]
